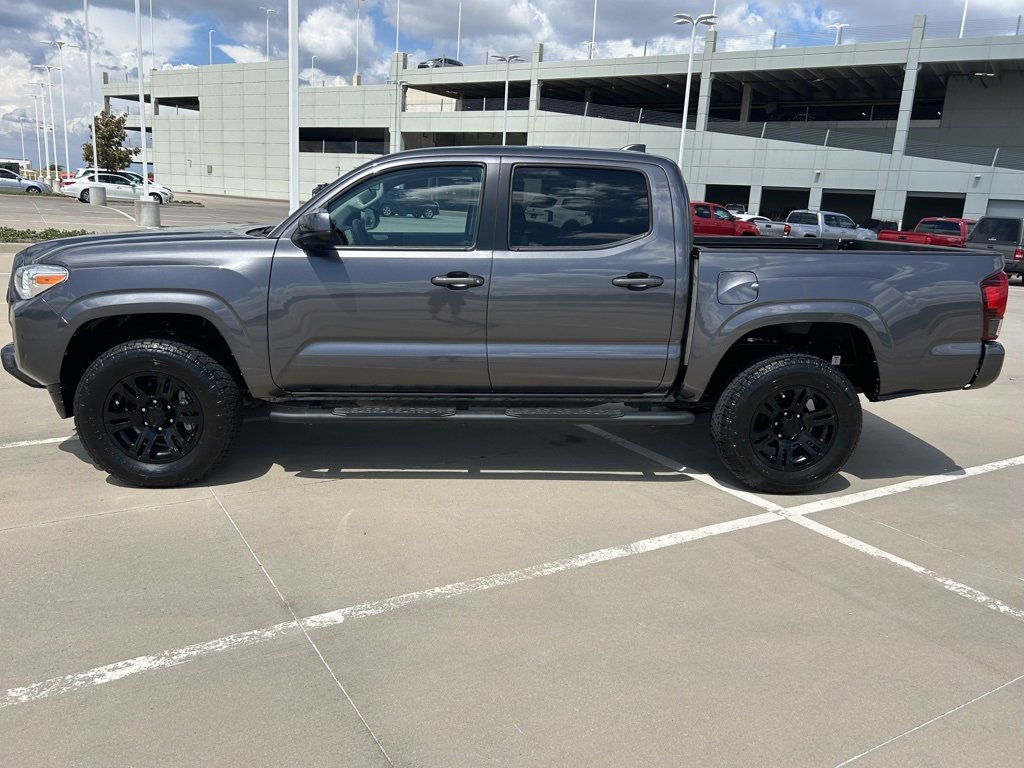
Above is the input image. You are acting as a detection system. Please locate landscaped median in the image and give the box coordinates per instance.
[0,227,90,243]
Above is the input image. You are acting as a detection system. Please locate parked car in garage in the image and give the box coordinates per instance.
[0,168,50,194]
[735,214,792,237]
[418,57,463,68]
[691,201,760,236]
[786,209,877,240]
[61,172,175,204]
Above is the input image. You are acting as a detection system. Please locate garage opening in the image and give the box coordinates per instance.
[822,190,876,227]
[759,187,810,221]
[986,199,1024,218]
[704,184,750,211]
[902,193,965,229]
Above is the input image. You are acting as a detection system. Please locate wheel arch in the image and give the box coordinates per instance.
[686,319,881,405]
[59,312,248,418]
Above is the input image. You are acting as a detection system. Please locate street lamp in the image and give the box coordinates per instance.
[84,0,100,182]
[258,6,277,61]
[672,13,716,171]
[40,40,79,187]
[33,67,59,181]
[356,0,364,83]
[30,83,52,182]
[959,0,970,38]
[456,1,462,62]
[827,23,848,45]
[149,0,155,70]
[209,29,215,65]
[491,54,523,145]
[133,0,151,199]
[29,94,43,177]
[395,0,401,53]
[589,0,598,60]
[310,54,317,84]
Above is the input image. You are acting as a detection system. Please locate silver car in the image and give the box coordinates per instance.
[0,168,50,194]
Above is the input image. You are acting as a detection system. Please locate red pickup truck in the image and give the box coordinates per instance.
[878,217,976,248]
[691,201,760,236]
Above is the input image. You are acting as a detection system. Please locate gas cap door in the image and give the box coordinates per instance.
[717,271,759,305]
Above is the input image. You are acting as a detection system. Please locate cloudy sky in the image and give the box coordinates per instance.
[0,0,1017,167]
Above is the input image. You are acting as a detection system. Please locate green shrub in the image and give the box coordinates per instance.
[0,227,92,243]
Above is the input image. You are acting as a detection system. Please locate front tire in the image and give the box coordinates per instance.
[149,192,163,204]
[711,354,862,494]
[73,339,241,487]
[26,186,42,194]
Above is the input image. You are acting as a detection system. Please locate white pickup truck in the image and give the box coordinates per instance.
[786,209,877,240]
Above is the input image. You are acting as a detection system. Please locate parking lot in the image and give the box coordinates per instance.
[1,196,1022,767]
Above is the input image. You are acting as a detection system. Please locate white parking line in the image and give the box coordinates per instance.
[0,436,76,450]
[0,509,779,709]
[831,673,1024,767]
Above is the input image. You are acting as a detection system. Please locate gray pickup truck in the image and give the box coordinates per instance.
[3,147,1008,493]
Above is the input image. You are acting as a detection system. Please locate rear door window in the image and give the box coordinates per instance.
[693,204,712,219]
[510,166,651,249]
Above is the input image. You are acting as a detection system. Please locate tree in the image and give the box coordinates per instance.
[81,111,139,170]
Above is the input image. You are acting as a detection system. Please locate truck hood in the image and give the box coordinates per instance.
[12,225,276,270]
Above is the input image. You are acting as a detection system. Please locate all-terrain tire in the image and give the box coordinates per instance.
[73,339,241,487]
[710,353,862,494]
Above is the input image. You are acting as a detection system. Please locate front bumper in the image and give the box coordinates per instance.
[967,341,1005,390]
[2,342,44,388]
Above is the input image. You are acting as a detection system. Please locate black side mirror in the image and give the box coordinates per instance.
[291,208,333,250]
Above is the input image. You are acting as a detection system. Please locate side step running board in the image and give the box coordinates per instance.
[268,404,695,425]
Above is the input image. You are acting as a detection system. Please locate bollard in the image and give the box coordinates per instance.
[134,198,161,228]
[88,185,107,206]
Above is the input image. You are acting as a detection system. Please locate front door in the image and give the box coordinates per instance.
[487,162,678,393]
[268,163,493,392]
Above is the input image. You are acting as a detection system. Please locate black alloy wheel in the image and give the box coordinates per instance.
[74,339,240,487]
[711,353,862,493]
[422,207,435,219]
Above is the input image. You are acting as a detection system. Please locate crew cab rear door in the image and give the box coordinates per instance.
[487,160,678,393]
[268,161,494,392]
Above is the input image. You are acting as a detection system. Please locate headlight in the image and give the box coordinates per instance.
[13,265,68,300]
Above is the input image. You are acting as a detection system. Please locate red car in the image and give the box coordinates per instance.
[691,201,760,236]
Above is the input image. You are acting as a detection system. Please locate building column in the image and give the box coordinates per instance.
[808,186,823,210]
[748,185,762,215]
[528,42,544,116]
[739,83,752,122]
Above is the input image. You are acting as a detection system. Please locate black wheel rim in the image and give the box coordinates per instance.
[749,384,838,472]
[102,372,204,463]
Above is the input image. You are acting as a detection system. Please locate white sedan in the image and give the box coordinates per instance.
[62,172,174,204]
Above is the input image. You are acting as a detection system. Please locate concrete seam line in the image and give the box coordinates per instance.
[208,488,396,767]
[0,509,779,710]
[831,674,1024,767]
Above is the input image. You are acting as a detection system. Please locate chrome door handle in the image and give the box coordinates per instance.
[612,273,664,290]
[431,271,485,290]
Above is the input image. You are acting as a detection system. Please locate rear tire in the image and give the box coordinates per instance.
[73,339,241,487]
[711,354,862,494]
[79,189,90,203]
[422,207,435,219]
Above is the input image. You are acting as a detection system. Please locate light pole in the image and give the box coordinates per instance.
[672,13,716,172]
[149,0,155,69]
[34,67,59,181]
[259,6,277,61]
[491,54,523,145]
[29,94,43,176]
[456,0,462,61]
[827,23,848,45]
[40,40,79,185]
[85,0,100,181]
[310,54,317,84]
[31,83,51,182]
[959,0,970,38]
[589,0,598,59]
[209,29,215,65]
[395,0,401,53]
[355,0,362,82]
[134,0,151,198]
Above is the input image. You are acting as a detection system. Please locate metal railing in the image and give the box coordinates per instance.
[540,16,1023,61]
[458,96,530,112]
[299,140,388,155]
